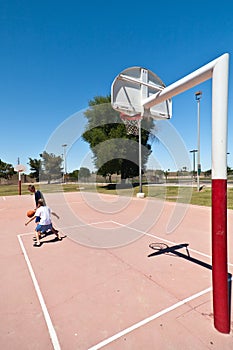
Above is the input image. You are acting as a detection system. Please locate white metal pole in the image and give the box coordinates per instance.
[62,144,67,183]
[195,91,202,191]
[197,97,200,190]
[190,149,197,180]
[142,56,223,109]
[211,53,229,334]
[18,171,22,195]
[138,68,148,195]
[138,120,142,193]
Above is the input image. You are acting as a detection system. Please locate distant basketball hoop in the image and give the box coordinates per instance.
[14,164,27,173]
[14,164,27,195]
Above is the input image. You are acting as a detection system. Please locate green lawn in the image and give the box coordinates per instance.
[0,183,232,209]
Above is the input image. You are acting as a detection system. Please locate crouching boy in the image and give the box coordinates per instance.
[25,198,61,247]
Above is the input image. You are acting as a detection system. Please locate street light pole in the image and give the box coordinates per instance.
[138,119,142,193]
[62,144,67,183]
[195,91,202,191]
[227,152,230,176]
[190,149,198,181]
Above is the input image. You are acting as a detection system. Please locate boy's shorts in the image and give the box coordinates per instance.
[36,223,52,232]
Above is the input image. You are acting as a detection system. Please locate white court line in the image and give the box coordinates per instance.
[60,220,115,230]
[17,235,61,350]
[18,221,232,349]
[20,220,233,267]
[111,220,233,267]
[19,220,115,237]
[88,286,212,350]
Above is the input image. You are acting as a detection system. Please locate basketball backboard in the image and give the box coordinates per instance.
[14,164,27,172]
[111,66,172,119]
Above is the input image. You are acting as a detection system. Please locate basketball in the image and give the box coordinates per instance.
[27,209,36,218]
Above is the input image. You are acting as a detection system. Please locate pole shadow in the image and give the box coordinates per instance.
[148,242,232,325]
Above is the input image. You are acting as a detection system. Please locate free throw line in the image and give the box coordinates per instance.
[17,234,61,350]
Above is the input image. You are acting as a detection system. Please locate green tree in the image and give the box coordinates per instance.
[227,166,233,175]
[69,169,79,180]
[79,167,91,181]
[40,151,63,183]
[82,95,155,181]
[28,158,42,182]
[164,170,169,181]
[0,159,15,179]
[204,169,211,177]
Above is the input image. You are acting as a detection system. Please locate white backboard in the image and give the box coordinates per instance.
[111,66,172,119]
[14,164,27,172]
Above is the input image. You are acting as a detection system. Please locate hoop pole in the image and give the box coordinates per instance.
[211,54,229,333]
[138,120,142,193]
[142,55,222,109]
[18,171,22,195]
[142,53,230,333]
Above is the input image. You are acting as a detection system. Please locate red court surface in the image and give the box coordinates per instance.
[1,191,233,349]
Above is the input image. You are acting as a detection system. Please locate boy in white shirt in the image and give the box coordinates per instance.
[25,199,61,247]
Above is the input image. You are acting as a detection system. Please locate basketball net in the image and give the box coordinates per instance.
[120,113,142,136]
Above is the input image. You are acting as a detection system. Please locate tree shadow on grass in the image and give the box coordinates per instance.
[100,182,146,190]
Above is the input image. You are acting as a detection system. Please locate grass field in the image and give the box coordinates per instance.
[1,183,233,209]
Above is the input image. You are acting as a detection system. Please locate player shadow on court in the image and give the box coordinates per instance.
[33,231,67,247]
[148,242,232,322]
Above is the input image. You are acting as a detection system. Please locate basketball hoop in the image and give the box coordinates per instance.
[120,113,142,135]
[14,164,27,196]
[14,164,27,173]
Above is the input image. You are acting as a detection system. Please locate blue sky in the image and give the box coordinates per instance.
[1,0,233,173]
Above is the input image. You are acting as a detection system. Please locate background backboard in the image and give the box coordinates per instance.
[14,164,27,173]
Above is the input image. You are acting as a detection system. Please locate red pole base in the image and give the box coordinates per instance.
[212,179,230,333]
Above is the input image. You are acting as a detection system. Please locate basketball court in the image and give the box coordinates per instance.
[1,52,231,349]
[1,191,233,349]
